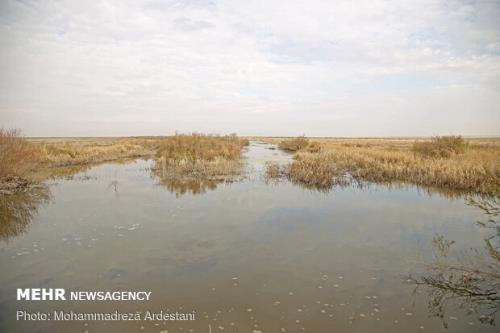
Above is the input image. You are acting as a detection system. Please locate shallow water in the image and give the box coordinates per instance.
[0,142,496,332]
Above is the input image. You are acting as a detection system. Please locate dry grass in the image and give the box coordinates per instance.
[33,137,161,167]
[275,137,500,195]
[1,132,166,192]
[278,136,310,152]
[154,134,249,180]
[265,155,347,190]
[265,162,283,179]
[287,153,347,190]
[412,136,468,158]
[0,129,41,180]
[1,131,249,194]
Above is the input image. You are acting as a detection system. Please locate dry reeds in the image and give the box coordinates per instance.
[287,138,499,195]
[0,129,40,180]
[412,136,468,158]
[265,154,347,190]
[278,136,309,152]
[154,134,248,180]
[287,153,344,189]
[37,137,160,167]
[265,162,283,179]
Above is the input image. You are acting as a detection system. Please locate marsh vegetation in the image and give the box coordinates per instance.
[0,129,41,190]
[267,136,500,195]
[0,130,249,194]
[154,134,249,180]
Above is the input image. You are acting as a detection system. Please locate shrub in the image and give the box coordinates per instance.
[0,129,40,179]
[413,136,468,158]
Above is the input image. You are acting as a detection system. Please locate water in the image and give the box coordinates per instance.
[0,142,495,332]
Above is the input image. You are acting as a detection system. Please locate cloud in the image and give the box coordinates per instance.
[0,0,499,136]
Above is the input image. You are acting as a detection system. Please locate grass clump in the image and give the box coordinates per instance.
[265,162,283,179]
[0,129,40,180]
[412,136,468,158]
[287,153,342,189]
[265,154,346,190]
[0,129,42,193]
[278,136,309,152]
[155,134,248,180]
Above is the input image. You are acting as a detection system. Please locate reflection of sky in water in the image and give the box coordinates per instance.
[0,142,494,332]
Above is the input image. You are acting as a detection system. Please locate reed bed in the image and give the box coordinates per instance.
[265,155,348,190]
[35,137,161,167]
[273,136,500,195]
[1,130,249,193]
[154,134,248,180]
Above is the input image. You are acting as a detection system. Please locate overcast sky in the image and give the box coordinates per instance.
[0,0,499,137]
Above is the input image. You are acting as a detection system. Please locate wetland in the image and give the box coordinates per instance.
[0,140,498,332]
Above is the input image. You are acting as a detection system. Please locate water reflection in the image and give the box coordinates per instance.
[156,177,224,197]
[0,185,51,241]
[412,197,500,327]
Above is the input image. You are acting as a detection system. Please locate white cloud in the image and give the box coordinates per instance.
[0,0,499,136]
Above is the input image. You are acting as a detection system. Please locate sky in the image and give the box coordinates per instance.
[0,0,499,137]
